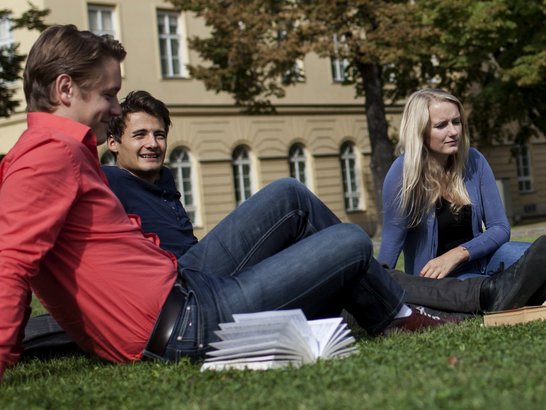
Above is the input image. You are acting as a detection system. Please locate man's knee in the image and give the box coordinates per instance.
[268,177,307,194]
[333,223,373,254]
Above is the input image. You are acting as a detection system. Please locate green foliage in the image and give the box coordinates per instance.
[0,2,49,118]
[170,0,546,148]
[2,319,546,409]
[416,0,546,146]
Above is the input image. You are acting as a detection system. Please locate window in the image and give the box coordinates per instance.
[331,34,349,83]
[516,143,533,193]
[170,147,198,224]
[232,146,253,205]
[0,14,16,86]
[88,5,116,37]
[0,15,12,48]
[277,24,305,84]
[340,142,362,211]
[157,10,189,78]
[331,57,349,83]
[289,144,307,185]
[100,151,115,165]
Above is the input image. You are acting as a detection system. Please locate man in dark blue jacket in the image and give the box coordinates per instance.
[103,90,197,259]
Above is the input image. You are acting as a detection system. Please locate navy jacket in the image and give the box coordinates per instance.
[102,166,198,258]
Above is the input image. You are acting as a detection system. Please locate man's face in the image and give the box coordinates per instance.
[70,57,122,144]
[107,111,167,183]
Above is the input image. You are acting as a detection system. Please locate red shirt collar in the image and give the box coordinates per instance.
[27,111,100,158]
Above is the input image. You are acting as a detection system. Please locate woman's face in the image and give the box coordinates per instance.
[425,100,462,166]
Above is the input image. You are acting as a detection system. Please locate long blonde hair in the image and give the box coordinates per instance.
[396,89,471,227]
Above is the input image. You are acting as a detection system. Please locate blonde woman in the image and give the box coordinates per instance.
[379,89,530,280]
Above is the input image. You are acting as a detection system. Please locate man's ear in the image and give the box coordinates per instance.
[107,135,120,153]
[53,74,75,107]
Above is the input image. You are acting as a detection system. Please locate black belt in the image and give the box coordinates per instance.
[145,278,188,357]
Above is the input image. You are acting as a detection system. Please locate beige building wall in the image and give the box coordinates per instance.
[481,138,546,222]
[1,0,544,239]
[1,0,383,239]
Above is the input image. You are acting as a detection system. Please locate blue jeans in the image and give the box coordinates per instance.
[451,241,531,280]
[161,178,405,361]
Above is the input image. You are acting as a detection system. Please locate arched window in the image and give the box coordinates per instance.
[289,144,307,185]
[340,141,362,211]
[170,147,198,224]
[232,146,253,205]
[100,151,116,165]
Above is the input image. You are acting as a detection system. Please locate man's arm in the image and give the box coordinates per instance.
[0,139,79,379]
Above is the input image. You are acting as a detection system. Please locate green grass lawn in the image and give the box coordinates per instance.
[2,232,544,409]
[2,318,545,409]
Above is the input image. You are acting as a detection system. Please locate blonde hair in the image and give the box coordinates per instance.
[396,89,471,227]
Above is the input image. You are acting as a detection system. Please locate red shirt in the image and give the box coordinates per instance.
[0,113,177,378]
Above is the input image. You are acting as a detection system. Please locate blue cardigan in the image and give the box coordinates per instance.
[378,148,510,275]
[102,166,198,258]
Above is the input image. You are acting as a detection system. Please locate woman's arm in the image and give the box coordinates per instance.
[460,149,510,260]
[378,157,408,268]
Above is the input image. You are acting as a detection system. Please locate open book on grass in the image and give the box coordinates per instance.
[201,309,358,371]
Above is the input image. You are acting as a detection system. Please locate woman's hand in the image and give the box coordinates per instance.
[419,246,470,279]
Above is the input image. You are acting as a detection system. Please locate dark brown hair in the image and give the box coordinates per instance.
[107,90,172,143]
[24,24,126,112]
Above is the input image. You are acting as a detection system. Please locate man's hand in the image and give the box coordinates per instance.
[419,246,470,279]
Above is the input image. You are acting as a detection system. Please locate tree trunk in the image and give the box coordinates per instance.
[359,62,395,236]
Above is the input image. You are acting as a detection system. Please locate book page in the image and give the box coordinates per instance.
[307,318,343,356]
[210,320,315,362]
[230,309,317,357]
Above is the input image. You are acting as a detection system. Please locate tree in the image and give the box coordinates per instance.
[168,0,546,222]
[0,3,49,118]
[418,0,546,146]
[169,0,437,224]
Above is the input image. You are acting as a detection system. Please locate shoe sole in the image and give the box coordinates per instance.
[493,236,546,311]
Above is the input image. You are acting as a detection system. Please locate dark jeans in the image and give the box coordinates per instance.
[151,179,405,361]
[23,179,487,358]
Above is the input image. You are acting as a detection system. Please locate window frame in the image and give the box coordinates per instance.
[0,14,17,87]
[169,147,200,226]
[516,143,533,193]
[156,10,189,78]
[331,33,350,83]
[232,145,254,206]
[340,141,364,212]
[87,4,117,37]
[289,143,308,186]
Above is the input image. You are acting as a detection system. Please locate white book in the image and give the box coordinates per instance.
[201,309,358,371]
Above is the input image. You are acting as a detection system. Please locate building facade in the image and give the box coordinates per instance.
[1,0,544,239]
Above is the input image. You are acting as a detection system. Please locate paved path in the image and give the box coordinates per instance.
[511,220,546,239]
